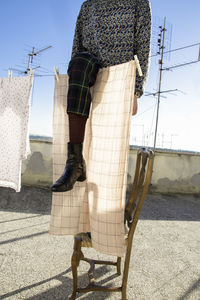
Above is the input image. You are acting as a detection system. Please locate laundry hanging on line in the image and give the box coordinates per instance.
[0,75,34,192]
[49,60,136,257]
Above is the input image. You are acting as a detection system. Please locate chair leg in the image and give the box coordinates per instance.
[122,287,127,300]
[70,237,83,300]
[121,238,134,300]
[117,257,121,275]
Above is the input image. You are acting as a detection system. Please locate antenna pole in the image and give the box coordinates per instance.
[26,46,52,74]
[27,47,34,73]
[9,45,52,76]
[153,17,167,150]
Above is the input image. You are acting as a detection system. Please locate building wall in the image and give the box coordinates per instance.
[128,148,200,194]
[22,139,52,188]
[22,140,200,194]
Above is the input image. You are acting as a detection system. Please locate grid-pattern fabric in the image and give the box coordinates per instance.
[0,76,33,192]
[49,60,136,257]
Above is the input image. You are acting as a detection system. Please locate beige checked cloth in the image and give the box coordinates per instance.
[49,60,136,257]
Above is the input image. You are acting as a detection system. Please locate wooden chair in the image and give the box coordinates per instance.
[70,147,154,300]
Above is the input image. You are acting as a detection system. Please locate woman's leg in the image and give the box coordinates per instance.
[51,52,101,192]
[68,112,87,144]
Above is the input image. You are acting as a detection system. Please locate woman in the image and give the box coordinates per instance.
[51,0,151,192]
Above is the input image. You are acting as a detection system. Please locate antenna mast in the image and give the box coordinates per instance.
[153,17,167,150]
[10,45,52,75]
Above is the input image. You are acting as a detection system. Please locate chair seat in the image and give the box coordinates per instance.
[75,233,93,247]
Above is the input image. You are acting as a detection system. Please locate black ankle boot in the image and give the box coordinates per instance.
[51,142,86,192]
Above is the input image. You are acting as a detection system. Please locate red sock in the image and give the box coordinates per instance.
[68,113,88,144]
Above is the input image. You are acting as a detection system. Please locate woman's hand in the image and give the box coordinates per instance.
[132,94,138,115]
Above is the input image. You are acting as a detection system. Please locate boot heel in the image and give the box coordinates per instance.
[77,173,86,182]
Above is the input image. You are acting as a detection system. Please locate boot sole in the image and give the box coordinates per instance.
[51,186,72,192]
[51,174,86,192]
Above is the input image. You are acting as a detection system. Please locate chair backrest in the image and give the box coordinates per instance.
[125,147,154,241]
[122,148,154,296]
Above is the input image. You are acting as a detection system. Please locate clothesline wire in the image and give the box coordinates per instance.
[33,74,55,77]
[133,104,156,119]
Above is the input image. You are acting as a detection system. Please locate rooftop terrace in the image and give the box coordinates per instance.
[0,186,199,299]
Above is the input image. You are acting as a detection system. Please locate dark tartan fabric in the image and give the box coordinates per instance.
[66,52,101,118]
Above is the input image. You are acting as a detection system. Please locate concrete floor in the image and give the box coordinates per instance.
[0,186,200,300]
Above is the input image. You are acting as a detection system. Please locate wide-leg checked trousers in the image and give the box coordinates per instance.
[66,52,101,118]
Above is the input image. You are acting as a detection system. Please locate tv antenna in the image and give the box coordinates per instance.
[147,17,200,150]
[9,45,52,75]
[153,17,167,150]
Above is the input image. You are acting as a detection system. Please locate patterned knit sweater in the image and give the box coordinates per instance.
[71,0,152,97]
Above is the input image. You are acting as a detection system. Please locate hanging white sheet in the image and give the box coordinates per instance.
[0,76,33,192]
[49,60,136,257]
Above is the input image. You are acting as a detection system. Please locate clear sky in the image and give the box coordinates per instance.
[0,0,200,151]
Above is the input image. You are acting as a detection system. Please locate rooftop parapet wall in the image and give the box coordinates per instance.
[21,139,200,194]
[128,147,200,194]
